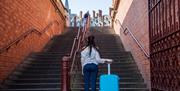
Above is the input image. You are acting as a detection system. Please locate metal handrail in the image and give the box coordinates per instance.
[115,19,150,58]
[70,17,90,74]
[70,22,82,73]
[61,19,84,91]
[0,21,59,54]
[69,16,90,89]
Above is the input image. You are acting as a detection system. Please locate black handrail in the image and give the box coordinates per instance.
[115,19,150,58]
[0,21,59,54]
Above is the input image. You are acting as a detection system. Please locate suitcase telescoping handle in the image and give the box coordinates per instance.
[108,63,111,75]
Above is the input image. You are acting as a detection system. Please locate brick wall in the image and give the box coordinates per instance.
[0,0,66,81]
[113,0,151,89]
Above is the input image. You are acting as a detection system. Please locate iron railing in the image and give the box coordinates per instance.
[60,15,90,91]
[115,19,150,58]
[70,16,90,87]
[0,21,59,54]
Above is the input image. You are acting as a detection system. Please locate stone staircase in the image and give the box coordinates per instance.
[1,27,149,91]
[70,27,149,91]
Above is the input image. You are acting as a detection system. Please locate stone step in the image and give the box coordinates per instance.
[71,82,147,88]
[72,70,141,75]
[12,77,61,84]
[11,78,61,83]
[73,79,145,84]
[24,60,135,65]
[11,77,143,83]
[30,54,65,57]
[99,53,131,56]
[25,60,135,65]
[29,54,132,59]
[100,55,132,58]
[97,50,128,52]
[19,67,138,73]
[24,63,137,67]
[99,63,137,67]
[32,52,68,54]
[22,64,137,69]
[13,72,142,79]
[7,82,146,89]
[31,52,131,57]
[17,67,61,71]
[18,70,61,74]
[98,49,125,51]
[2,88,60,91]
[98,45,122,47]
[14,70,140,77]
[21,66,137,71]
[29,56,63,59]
[21,62,62,65]
[16,74,61,79]
[70,73,142,78]
[2,88,149,91]
[7,83,61,89]
[71,88,149,91]
[26,59,63,62]
[27,58,134,63]
[17,67,139,74]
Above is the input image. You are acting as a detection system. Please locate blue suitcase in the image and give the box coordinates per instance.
[100,64,120,91]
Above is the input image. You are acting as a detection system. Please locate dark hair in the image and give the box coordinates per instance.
[86,35,96,56]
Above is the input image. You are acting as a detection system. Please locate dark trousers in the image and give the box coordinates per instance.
[83,63,98,91]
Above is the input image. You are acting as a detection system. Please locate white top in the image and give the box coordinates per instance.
[81,47,105,71]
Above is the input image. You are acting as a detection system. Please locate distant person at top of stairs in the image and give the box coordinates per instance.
[82,11,89,27]
[84,11,89,19]
[81,35,112,91]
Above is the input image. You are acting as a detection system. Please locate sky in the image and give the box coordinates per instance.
[62,0,112,16]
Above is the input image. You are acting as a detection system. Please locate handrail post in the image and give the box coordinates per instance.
[74,16,77,29]
[61,56,70,91]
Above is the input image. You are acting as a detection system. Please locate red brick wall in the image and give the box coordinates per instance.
[113,0,151,89]
[0,0,66,81]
